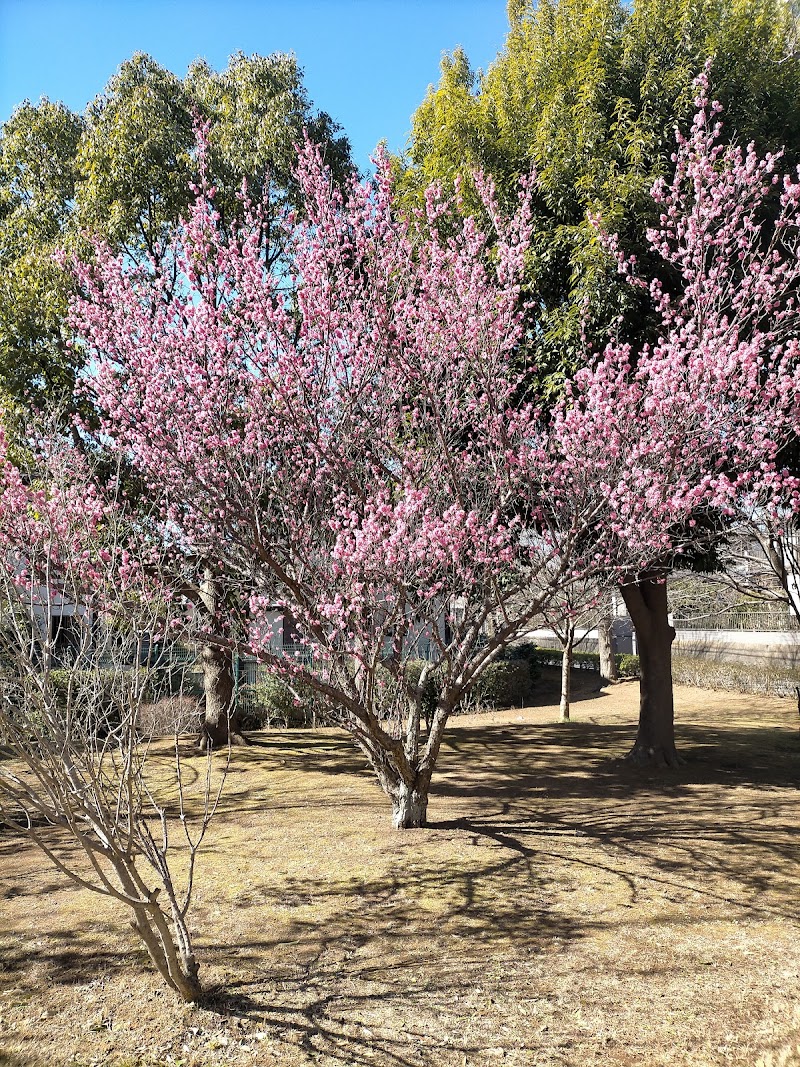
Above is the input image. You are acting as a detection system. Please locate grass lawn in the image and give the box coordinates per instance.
[1,670,799,1066]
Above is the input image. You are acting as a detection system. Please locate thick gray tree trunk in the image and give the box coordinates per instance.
[366,672,453,830]
[620,576,680,767]
[392,776,431,830]
[597,613,618,684]
[197,643,246,751]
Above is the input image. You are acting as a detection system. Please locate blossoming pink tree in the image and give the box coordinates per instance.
[67,80,800,813]
[68,143,631,828]
[552,77,800,763]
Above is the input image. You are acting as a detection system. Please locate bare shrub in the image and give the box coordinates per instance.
[0,431,228,1001]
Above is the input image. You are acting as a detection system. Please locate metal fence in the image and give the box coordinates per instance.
[234,648,316,722]
[672,609,800,632]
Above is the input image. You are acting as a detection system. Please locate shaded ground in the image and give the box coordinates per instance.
[1,671,800,1066]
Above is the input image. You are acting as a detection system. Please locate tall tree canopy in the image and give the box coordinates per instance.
[400,0,800,386]
[0,99,84,406]
[0,51,352,413]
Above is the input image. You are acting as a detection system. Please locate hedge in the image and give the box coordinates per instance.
[671,655,800,698]
[527,646,800,697]
[523,647,640,678]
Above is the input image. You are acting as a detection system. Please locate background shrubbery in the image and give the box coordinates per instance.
[522,646,641,678]
[43,646,800,739]
[238,671,326,729]
[465,660,537,710]
[671,656,800,698]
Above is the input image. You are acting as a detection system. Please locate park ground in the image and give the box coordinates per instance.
[1,671,799,1067]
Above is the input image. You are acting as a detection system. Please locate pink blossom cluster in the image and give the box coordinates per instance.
[67,135,560,685]
[551,76,800,567]
[0,426,181,639]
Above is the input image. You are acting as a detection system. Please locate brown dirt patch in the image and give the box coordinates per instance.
[1,672,799,1066]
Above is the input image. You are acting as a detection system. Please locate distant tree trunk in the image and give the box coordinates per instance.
[620,576,680,767]
[197,566,247,752]
[559,623,575,722]
[597,613,618,684]
[197,643,246,751]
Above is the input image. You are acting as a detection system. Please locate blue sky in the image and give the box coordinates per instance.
[0,0,510,170]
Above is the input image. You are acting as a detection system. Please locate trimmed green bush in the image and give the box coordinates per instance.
[617,654,640,678]
[527,647,602,671]
[525,647,641,678]
[467,660,536,710]
[503,642,543,685]
[403,659,440,721]
[237,670,325,729]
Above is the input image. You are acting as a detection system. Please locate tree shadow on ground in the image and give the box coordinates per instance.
[521,664,612,708]
[181,707,800,1062]
[2,691,799,1066]
[0,926,139,988]
[437,717,800,797]
[198,844,574,1067]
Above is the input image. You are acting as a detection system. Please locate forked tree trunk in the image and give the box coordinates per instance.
[114,857,203,1002]
[367,682,452,829]
[130,905,203,1002]
[597,614,618,684]
[371,756,432,830]
[620,576,680,767]
[197,644,247,752]
[374,739,435,830]
[559,625,575,722]
[392,777,430,830]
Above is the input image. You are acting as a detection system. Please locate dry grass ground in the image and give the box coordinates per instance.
[1,670,800,1067]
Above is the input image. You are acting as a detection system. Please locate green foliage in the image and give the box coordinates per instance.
[400,0,800,384]
[0,51,353,416]
[527,647,641,676]
[469,659,538,709]
[402,659,440,721]
[76,54,195,251]
[47,668,134,735]
[370,659,442,724]
[188,52,351,223]
[0,99,84,408]
[76,51,352,252]
[529,646,601,670]
[504,641,544,683]
[617,654,641,678]
[238,670,325,729]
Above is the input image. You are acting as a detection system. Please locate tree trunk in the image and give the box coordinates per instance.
[597,613,618,684]
[196,567,247,752]
[197,644,247,751]
[559,625,574,722]
[363,688,453,830]
[392,777,430,830]
[131,909,203,1002]
[620,576,680,767]
[115,860,203,1003]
